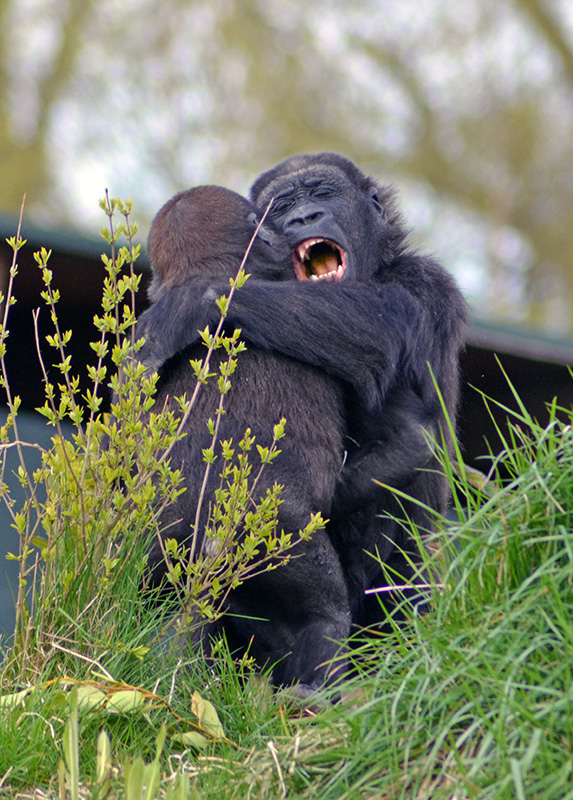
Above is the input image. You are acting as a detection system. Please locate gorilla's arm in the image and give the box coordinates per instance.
[330,388,440,518]
[137,277,424,408]
[327,259,467,516]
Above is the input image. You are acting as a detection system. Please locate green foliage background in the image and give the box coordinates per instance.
[1,0,572,330]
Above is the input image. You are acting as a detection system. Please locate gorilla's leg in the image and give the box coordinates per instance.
[218,533,350,692]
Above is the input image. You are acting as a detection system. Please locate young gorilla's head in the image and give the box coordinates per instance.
[147,185,292,301]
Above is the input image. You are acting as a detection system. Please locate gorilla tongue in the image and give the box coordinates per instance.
[294,238,346,282]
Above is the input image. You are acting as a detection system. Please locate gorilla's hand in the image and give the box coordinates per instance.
[136,278,223,370]
[329,387,439,519]
[135,319,169,373]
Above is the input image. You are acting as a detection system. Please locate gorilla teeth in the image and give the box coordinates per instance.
[295,238,346,282]
[297,238,325,260]
[309,264,345,282]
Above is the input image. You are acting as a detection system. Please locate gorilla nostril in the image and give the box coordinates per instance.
[284,206,326,230]
[286,216,304,230]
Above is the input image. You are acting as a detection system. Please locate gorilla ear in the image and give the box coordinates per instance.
[248,210,274,246]
[368,186,386,218]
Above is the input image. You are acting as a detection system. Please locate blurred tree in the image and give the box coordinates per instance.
[0,0,97,212]
[0,0,571,331]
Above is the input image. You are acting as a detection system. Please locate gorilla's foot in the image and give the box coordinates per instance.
[275,682,333,714]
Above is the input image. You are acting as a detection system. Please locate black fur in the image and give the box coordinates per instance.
[138,155,468,632]
[143,185,350,691]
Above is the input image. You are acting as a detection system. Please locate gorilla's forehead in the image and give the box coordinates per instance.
[255,164,347,207]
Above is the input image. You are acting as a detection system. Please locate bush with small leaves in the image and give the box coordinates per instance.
[0,196,318,681]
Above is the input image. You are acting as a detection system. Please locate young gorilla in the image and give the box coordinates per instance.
[144,186,350,696]
[138,155,469,633]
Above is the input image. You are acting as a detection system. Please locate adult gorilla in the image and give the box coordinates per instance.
[139,153,468,631]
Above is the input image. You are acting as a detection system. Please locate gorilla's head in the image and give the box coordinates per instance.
[147,185,291,300]
[250,153,405,283]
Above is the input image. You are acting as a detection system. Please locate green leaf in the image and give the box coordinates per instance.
[63,688,80,800]
[171,730,209,750]
[125,755,144,799]
[96,729,112,791]
[190,690,225,738]
[76,684,107,711]
[106,688,150,713]
[0,687,31,707]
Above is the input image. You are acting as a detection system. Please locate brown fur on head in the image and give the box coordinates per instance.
[147,185,290,301]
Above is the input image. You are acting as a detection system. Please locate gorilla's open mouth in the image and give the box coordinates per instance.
[293,239,347,282]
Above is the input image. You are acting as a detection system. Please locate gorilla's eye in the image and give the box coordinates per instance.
[271,196,294,216]
[313,186,335,200]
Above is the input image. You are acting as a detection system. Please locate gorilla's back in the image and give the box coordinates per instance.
[153,342,345,550]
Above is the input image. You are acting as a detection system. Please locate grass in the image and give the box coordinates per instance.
[0,431,567,800]
[2,202,573,797]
